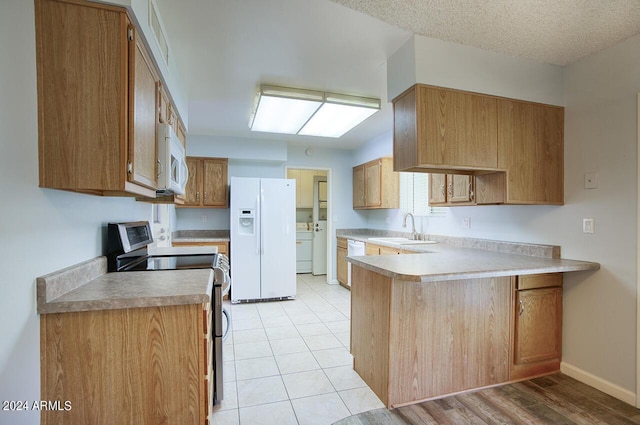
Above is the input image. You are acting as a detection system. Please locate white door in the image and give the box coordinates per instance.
[312,176,327,275]
[260,178,297,298]
[230,177,261,302]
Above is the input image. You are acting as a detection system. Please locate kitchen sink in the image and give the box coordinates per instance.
[368,237,437,245]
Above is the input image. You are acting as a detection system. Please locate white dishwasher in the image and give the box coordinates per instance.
[347,239,365,286]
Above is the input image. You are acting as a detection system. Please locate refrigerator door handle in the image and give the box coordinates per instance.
[256,195,261,254]
[261,193,266,254]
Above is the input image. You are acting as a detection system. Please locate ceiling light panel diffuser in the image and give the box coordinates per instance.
[249,85,380,138]
[298,103,377,137]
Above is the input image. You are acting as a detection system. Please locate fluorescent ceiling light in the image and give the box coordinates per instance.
[250,86,323,134]
[249,85,380,138]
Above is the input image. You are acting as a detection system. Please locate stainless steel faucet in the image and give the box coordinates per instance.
[402,212,418,240]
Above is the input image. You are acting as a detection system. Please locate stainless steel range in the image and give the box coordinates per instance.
[106,221,230,402]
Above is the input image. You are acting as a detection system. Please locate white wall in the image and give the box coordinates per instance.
[1,2,153,423]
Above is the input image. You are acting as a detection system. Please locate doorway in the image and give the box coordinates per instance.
[286,167,331,281]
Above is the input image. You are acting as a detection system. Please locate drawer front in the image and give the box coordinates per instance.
[518,273,563,290]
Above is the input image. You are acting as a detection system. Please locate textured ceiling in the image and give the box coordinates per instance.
[330,0,640,65]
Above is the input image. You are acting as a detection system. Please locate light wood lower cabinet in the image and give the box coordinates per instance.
[40,304,211,425]
[511,273,562,380]
[351,266,511,407]
[350,266,564,407]
[173,240,229,257]
[337,238,348,288]
[365,242,411,255]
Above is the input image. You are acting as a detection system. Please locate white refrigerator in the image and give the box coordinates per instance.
[230,177,296,302]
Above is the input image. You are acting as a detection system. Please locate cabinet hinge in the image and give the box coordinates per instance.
[127,27,134,41]
[127,162,133,174]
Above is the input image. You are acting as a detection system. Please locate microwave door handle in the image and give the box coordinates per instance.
[181,159,189,186]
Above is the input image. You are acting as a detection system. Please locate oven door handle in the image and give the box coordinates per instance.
[222,308,230,341]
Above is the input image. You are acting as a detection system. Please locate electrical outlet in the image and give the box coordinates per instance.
[583,218,594,234]
[202,215,208,223]
[462,217,471,229]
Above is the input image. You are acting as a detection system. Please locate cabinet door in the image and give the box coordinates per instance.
[420,86,498,169]
[429,174,447,205]
[365,243,380,256]
[365,161,382,207]
[203,159,228,207]
[449,174,474,204]
[353,165,366,208]
[183,158,201,206]
[514,287,562,365]
[498,100,564,204]
[337,246,348,285]
[299,170,315,208]
[128,28,158,190]
[177,121,186,148]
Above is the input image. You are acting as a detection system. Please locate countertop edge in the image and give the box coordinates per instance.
[348,256,600,282]
[39,294,211,315]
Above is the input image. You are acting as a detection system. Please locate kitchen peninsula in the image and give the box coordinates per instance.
[344,234,599,408]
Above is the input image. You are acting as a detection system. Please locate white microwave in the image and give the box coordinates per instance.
[157,123,188,195]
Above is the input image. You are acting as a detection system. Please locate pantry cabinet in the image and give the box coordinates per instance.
[40,304,211,425]
[393,84,564,205]
[35,0,161,198]
[352,157,399,209]
[428,174,475,206]
[180,157,228,208]
[511,273,562,380]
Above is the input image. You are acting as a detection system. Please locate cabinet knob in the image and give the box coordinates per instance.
[196,192,200,201]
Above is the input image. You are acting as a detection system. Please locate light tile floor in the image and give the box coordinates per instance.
[212,274,384,425]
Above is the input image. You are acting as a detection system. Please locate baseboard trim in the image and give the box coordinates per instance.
[560,362,636,406]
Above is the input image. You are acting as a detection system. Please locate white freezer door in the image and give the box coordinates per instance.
[230,177,261,302]
[260,178,296,299]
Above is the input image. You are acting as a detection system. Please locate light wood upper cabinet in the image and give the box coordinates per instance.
[394,85,498,173]
[429,174,474,206]
[352,165,366,208]
[35,0,160,198]
[180,157,228,208]
[393,84,564,205]
[498,99,564,205]
[203,159,229,207]
[353,157,399,209]
[129,29,159,191]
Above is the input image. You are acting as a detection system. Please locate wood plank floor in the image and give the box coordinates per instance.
[334,374,640,425]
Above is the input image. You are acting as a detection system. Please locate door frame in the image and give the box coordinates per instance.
[636,94,640,408]
[285,166,333,284]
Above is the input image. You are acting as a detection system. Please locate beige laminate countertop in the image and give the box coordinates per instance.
[341,231,600,282]
[37,257,213,314]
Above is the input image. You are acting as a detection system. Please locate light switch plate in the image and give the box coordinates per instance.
[584,172,598,189]
[583,218,594,234]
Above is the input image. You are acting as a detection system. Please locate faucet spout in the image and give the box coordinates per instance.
[402,213,418,240]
